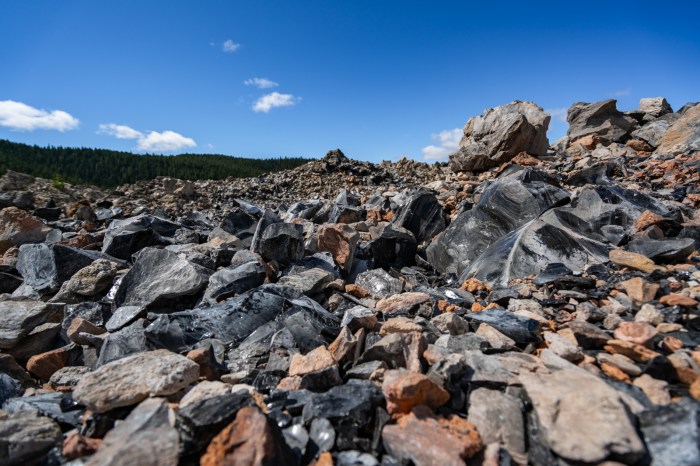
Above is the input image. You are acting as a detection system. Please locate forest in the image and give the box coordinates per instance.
[0,139,310,187]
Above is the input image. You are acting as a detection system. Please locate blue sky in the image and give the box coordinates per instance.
[1,1,699,163]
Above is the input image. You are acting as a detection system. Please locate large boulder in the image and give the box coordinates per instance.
[449,101,550,172]
[114,247,212,310]
[567,99,637,144]
[637,97,673,122]
[102,214,181,260]
[0,207,50,254]
[392,189,445,244]
[656,103,700,155]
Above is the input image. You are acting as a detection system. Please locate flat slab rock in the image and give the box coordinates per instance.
[519,367,646,464]
[72,349,200,413]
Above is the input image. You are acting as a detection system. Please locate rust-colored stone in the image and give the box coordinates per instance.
[63,432,102,461]
[604,339,661,363]
[200,406,296,466]
[26,347,70,381]
[613,321,658,347]
[376,292,429,316]
[600,362,630,382]
[344,283,369,298]
[382,369,449,417]
[609,249,664,273]
[379,317,422,335]
[316,223,360,273]
[288,346,336,377]
[460,278,491,293]
[659,294,698,307]
[618,277,659,306]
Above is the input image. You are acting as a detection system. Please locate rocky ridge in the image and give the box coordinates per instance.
[0,97,699,465]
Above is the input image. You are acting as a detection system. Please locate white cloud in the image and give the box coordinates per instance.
[609,88,632,98]
[244,77,279,89]
[97,123,143,139]
[252,92,300,113]
[137,130,197,152]
[222,39,241,52]
[421,128,461,161]
[98,123,196,152]
[545,107,568,123]
[0,100,79,132]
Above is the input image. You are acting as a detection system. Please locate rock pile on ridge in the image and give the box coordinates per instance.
[0,97,699,465]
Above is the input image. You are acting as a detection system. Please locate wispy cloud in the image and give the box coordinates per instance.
[421,128,461,161]
[252,92,300,113]
[222,39,241,53]
[608,88,632,98]
[98,123,196,152]
[545,107,568,123]
[0,100,79,132]
[97,123,143,139]
[244,77,279,89]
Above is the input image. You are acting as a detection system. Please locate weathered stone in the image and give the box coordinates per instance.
[258,222,305,265]
[0,413,63,466]
[85,398,179,466]
[382,369,449,416]
[614,321,658,347]
[449,101,550,172]
[73,349,200,412]
[368,223,417,270]
[467,388,527,464]
[619,277,659,306]
[179,381,232,408]
[628,238,695,263]
[278,267,335,296]
[102,214,180,260]
[353,268,403,299]
[62,432,102,461]
[376,292,429,316]
[567,99,637,143]
[316,223,359,273]
[633,374,671,405]
[656,103,700,154]
[382,408,482,465]
[544,332,584,362]
[659,294,698,308]
[49,365,91,389]
[520,368,646,464]
[609,249,662,273]
[467,308,542,345]
[341,306,377,332]
[200,406,296,466]
[0,299,63,350]
[61,259,119,296]
[0,207,49,254]
[638,398,700,466]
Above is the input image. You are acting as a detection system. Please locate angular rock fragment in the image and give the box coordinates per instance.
[316,223,359,273]
[202,260,266,304]
[258,222,305,265]
[0,299,63,350]
[0,413,62,466]
[467,308,542,345]
[392,189,445,243]
[567,99,637,144]
[102,214,180,260]
[382,369,449,416]
[73,349,200,412]
[0,207,50,254]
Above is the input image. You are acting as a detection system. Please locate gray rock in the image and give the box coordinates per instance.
[0,413,62,466]
[627,237,696,263]
[354,269,404,299]
[97,318,151,366]
[656,103,700,154]
[467,308,542,345]
[102,214,180,260]
[631,113,679,147]
[258,222,305,265]
[449,101,550,172]
[463,351,543,385]
[567,99,637,143]
[278,267,335,296]
[427,171,569,275]
[638,398,700,466]
[0,299,63,349]
[0,374,21,405]
[202,260,266,304]
[392,189,445,243]
[16,243,117,294]
[637,97,673,121]
[105,305,145,332]
[85,398,179,466]
[218,206,260,249]
[467,388,527,464]
[73,349,199,412]
[114,247,212,309]
[520,368,646,464]
[48,365,91,388]
[368,223,417,270]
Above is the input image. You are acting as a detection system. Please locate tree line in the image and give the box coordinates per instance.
[0,139,311,187]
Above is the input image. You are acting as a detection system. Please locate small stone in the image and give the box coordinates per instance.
[614,321,658,347]
[379,317,423,335]
[618,277,659,306]
[544,332,584,362]
[382,407,482,465]
[289,346,336,377]
[600,362,631,382]
[475,323,516,350]
[635,304,664,325]
[633,374,671,405]
[49,366,91,390]
[200,406,296,466]
[376,292,429,316]
[26,346,72,381]
[73,349,200,412]
[62,432,102,461]
[609,249,663,273]
[634,210,666,231]
[179,381,232,408]
[604,339,661,363]
[659,294,698,307]
[67,317,106,345]
[341,306,377,332]
[0,413,63,465]
[85,398,179,466]
[430,313,468,335]
[316,223,360,273]
[661,335,683,353]
[382,369,449,417]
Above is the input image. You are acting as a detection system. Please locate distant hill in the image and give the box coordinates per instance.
[0,139,311,188]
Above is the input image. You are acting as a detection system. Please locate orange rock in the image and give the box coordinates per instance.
[187,346,220,381]
[0,207,49,254]
[276,376,303,391]
[613,322,658,347]
[600,362,631,382]
[626,139,654,153]
[376,292,429,316]
[471,302,485,312]
[604,339,661,363]
[618,277,659,306]
[309,451,334,466]
[67,317,105,345]
[316,224,360,273]
[511,152,541,166]
[661,336,683,353]
[382,408,482,463]
[572,134,599,150]
[379,317,423,335]
[633,210,665,232]
[26,347,70,381]
[460,278,491,293]
[609,249,664,273]
[201,406,296,466]
[288,346,336,377]
[382,369,449,417]
[328,326,361,363]
[690,378,700,401]
[62,432,102,461]
[344,284,369,298]
[659,294,698,307]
